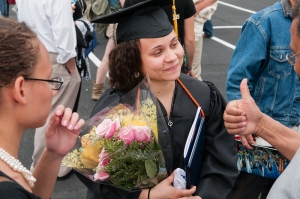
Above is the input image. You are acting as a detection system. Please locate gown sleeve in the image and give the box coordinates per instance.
[75,89,142,199]
[195,81,238,199]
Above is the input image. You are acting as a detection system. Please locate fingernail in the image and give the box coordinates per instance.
[241,122,247,126]
[74,125,79,130]
[62,120,68,126]
[55,109,62,115]
[241,127,245,132]
[241,116,246,121]
[68,124,73,130]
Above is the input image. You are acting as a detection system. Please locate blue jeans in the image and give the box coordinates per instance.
[203,20,213,37]
[0,0,9,17]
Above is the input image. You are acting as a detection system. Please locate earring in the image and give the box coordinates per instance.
[134,72,140,78]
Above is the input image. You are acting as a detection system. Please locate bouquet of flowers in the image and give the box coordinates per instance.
[63,76,169,190]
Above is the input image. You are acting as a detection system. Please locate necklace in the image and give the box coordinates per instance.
[0,147,36,187]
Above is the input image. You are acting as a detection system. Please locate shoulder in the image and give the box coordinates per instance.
[0,180,40,199]
[247,2,285,24]
[91,89,127,118]
[182,0,196,18]
[179,74,211,112]
[268,148,300,198]
[179,74,209,93]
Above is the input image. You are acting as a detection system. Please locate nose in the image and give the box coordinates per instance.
[165,48,178,63]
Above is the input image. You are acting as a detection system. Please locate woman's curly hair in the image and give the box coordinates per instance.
[108,39,144,91]
[0,17,40,87]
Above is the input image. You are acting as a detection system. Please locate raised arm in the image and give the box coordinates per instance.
[32,105,84,198]
[224,79,300,160]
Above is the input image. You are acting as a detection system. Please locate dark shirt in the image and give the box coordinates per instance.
[0,171,41,199]
[161,0,196,46]
[76,74,238,199]
[73,0,87,21]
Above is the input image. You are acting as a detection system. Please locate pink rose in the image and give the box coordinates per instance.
[132,126,152,143]
[117,126,135,146]
[96,117,120,138]
[94,171,110,181]
[98,148,110,166]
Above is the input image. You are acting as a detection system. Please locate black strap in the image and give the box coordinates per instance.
[77,19,91,32]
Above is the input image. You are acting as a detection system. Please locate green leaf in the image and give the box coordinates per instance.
[145,159,157,178]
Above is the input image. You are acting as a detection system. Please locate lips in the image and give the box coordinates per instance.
[164,64,178,71]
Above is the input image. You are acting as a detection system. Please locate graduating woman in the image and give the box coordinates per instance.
[76,0,238,198]
[0,18,85,198]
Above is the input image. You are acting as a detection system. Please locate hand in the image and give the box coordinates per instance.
[149,172,197,199]
[64,58,76,76]
[239,135,256,150]
[45,105,85,158]
[187,69,196,78]
[223,78,263,136]
[72,5,76,13]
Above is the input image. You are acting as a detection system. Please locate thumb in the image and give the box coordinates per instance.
[240,78,251,100]
[164,171,175,185]
[45,113,60,138]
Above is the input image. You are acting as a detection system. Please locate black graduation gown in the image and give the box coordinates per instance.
[76,74,238,199]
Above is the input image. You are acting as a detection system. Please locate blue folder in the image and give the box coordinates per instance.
[184,107,206,188]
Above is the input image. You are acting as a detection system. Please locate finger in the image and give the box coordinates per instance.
[224,119,247,130]
[162,171,175,185]
[225,102,246,116]
[224,116,247,125]
[240,78,251,100]
[226,128,247,135]
[241,135,253,149]
[74,119,85,131]
[67,112,79,130]
[54,104,65,116]
[177,186,196,197]
[245,134,256,144]
[61,108,73,127]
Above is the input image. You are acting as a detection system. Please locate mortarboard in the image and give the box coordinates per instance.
[91,0,173,44]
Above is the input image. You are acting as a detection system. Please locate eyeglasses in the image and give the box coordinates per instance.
[286,51,300,66]
[24,77,64,90]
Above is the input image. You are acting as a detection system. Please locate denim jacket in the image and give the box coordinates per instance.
[226,0,300,127]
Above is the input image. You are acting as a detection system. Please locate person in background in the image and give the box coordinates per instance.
[0,0,9,17]
[16,0,82,178]
[203,20,214,38]
[0,17,84,199]
[226,0,296,198]
[76,0,238,198]
[91,0,124,101]
[162,0,196,78]
[73,0,91,112]
[224,3,300,198]
[192,0,217,80]
[91,24,117,101]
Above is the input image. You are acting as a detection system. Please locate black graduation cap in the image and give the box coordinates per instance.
[91,0,173,43]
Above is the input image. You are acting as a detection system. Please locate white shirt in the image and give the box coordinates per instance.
[16,0,77,64]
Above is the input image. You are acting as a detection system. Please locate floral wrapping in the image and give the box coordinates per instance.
[63,76,168,191]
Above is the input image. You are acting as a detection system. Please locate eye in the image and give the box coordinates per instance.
[171,41,179,48]
[153,50,162,56]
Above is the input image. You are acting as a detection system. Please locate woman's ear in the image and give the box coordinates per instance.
[13,76,27,105]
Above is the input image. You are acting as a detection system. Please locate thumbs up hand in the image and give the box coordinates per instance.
[224,79,263,147]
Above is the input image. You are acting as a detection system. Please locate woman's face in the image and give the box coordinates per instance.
[26,41,57,127]
[139,31,184,82]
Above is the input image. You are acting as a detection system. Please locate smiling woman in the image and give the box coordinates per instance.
[0,17,85,199]
[75,0,238,199]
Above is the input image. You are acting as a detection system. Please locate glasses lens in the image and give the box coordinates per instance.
[51,77,63,90]
[287,52,295,65]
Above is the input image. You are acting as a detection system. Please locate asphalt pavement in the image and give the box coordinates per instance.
[14,0,278,198]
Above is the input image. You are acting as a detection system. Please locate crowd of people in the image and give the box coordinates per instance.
[1,0,300,198]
